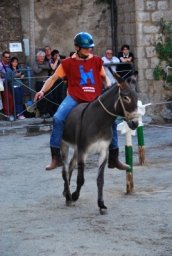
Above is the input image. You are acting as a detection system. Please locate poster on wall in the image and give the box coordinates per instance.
[9,43,22,52]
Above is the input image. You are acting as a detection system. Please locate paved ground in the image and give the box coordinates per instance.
[1,122,172,256]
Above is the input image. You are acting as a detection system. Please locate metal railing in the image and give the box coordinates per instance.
[103,62,135,79]
[0,68,65,121]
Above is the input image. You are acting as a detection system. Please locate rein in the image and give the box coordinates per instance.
[98,87,139,121]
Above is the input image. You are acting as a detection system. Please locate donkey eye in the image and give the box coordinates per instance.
[123,96,131,102]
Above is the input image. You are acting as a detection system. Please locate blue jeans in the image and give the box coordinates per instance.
[14,86,24,116]
[50,95,78,148]
[109,120,118,150]
[50,95,118,149]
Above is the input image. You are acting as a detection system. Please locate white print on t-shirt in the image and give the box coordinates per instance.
[82,87,95,92]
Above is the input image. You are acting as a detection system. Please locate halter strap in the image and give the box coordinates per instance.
[98,87,139,121]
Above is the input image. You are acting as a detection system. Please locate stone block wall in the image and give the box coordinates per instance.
[117,0,137,56]
[137,0,172,122]
[117,0,172,122]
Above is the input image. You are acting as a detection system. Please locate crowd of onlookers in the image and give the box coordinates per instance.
[0,44,133,121]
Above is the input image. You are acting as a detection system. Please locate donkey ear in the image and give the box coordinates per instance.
[132,70,138,80]
[126,70,138,90]
[108,66,125,85]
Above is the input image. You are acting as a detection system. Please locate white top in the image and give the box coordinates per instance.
[102,56,120,85]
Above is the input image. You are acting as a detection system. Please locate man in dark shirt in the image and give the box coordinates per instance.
[117,44,134,79]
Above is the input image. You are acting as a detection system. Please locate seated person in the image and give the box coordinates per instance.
[102,48,120,86]
[117,44,134,79]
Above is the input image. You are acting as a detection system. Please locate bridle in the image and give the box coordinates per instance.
[98,86,139,121]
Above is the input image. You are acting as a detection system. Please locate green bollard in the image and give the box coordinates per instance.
[137,126,145,165]
[125,131,134,194]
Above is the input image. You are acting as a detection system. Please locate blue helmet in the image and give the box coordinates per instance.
[74,32,95,48]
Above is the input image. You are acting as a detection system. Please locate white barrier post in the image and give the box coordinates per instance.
[117,122,137,194]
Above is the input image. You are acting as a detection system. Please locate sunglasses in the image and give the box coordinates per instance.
[106,52,112,54]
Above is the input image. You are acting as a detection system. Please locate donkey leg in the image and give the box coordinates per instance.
[97,150,108,212]
[61,142,72,205]
[68,149,77,184]
[72,161,85,202]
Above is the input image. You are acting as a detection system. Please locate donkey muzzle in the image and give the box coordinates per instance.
[127,117,139,130]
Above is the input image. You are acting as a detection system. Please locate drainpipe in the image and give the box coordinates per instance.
[29,0,35,101]
[29,0,35,68]
[111,0,118,56]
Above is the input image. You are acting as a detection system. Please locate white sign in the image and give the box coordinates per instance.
[9,42,22,52]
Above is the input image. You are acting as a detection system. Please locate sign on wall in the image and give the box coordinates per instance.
[9,42,22,52]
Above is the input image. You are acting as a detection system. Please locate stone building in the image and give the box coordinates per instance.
[0,0,172,122]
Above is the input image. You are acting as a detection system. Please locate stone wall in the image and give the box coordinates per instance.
[136,0,172,122]
[19,0,112,59]
[0,0,25,63]
[117,0,172,122]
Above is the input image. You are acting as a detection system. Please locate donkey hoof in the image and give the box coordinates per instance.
[99,208,108,215]
[66,200,74,207]
[98,199,107,210]
[72,191,79,201]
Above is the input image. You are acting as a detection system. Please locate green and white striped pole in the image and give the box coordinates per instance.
[137,100,147,165]
[117,122,137,194]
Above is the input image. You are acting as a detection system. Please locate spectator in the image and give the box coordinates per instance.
[118,44,134,64]
[0,51,14,121]
[49,49,60,74]
[44,45,66,62]
[117,44,134,79]
[102,48,120,86]
[34,32,129,172]
[49,49,65,113]
[44,46,52,76]
[44,46,52,62]
[31,51,52,119]
[6,57,25,120]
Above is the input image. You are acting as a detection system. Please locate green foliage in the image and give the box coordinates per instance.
[154,18,172,89]
[153,65,162,80]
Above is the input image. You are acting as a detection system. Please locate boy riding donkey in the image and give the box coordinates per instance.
[34,32,130,171]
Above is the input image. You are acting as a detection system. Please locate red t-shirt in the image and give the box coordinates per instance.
[61,56,103,103]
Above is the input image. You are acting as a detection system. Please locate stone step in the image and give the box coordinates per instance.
[0,117,53,135]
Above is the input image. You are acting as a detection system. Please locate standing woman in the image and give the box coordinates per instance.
[7,57,25,120]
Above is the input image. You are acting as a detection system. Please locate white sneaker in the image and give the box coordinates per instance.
[8,115,15,121]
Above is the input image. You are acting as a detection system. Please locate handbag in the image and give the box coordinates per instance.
[0,79,4,91]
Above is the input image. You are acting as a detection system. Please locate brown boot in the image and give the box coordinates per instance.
[108,148,130,170]
[46,147,62,171]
